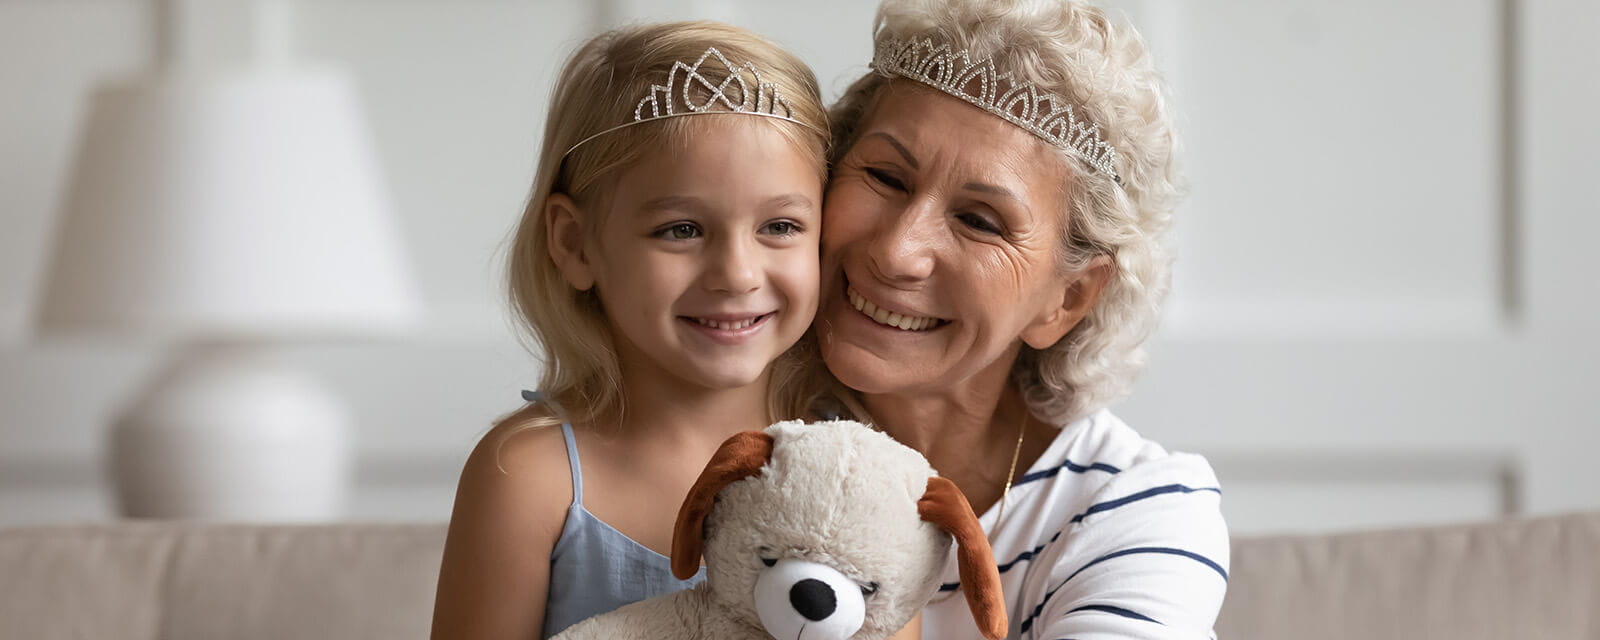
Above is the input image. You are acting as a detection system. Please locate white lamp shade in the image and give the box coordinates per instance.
[36,67,420,341]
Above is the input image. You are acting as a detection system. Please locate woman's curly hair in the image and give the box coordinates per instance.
[830,0,1183,424]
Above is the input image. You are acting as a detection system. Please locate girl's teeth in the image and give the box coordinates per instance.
[695,316,761,330]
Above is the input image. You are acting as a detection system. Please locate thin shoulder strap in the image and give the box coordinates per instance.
[559,422,584,506]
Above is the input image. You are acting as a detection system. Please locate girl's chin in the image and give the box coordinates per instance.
[671,359,775,392]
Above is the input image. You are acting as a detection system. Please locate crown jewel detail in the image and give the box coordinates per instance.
[872,37,1122,183]
[637,47,791,119]
[563,47,823,156]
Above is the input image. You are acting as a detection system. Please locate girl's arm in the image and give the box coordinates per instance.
[887,612,922,640]
[432,416,572,639]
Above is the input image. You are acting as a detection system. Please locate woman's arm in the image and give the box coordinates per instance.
[432,418,572,639]
[1025,455,1230,639]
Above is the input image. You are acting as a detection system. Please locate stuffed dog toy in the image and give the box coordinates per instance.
[552,419,1006,640]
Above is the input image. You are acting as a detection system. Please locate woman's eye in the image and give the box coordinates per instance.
[761,220,801,236]
[956,212,1002,236]
[859,581,879,596]
[864,167,906,192]
[657,222,701,240]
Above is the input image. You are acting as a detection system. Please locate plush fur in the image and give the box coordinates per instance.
[551,420,1005,640]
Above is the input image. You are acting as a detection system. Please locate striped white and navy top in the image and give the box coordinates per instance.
[923,409,1229,640]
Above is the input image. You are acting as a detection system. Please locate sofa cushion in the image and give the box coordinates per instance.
[1218,511,1600,639]
[0,521,446,640]
[4,513,1598,639]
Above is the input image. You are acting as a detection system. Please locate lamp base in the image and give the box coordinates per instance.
[110,342,352,520]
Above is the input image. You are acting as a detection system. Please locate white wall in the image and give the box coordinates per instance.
[1,0,1595,535]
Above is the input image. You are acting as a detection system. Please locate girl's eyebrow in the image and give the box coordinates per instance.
[638,195,709,214]
[639,194,816,215]
[763,193,816,212]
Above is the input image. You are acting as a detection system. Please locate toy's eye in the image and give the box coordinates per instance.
[759,547,777,567]
[761,557,777,568]
[860,581,879,596]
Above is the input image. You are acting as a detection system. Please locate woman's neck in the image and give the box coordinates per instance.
[859,349,1052,515]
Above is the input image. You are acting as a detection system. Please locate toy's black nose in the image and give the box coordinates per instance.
[789,578,837,621]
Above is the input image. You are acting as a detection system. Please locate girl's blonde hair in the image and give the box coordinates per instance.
[504,21,833,433]
[830,0,1183,425]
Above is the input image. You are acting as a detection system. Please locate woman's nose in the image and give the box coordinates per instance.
[703,236,761,295]
[865,199,937,284]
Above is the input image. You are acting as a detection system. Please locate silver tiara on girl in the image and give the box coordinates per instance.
[563,46,826,156]
[872,36,1123,183]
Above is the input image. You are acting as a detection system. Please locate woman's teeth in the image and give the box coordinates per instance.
[692,316,763,330]
[848,288,939,331]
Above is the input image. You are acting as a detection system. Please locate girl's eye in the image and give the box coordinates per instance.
[657,222,701,240]
[859,581,879,596]
[761,220,802,236]
[864,167,907,192]
[956,212,1002,236]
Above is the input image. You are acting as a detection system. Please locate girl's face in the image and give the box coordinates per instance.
[555,118,822,393]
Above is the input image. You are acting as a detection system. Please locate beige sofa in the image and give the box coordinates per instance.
[2,513,1596,639]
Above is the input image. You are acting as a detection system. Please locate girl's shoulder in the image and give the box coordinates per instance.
[433,404,575,636]
[453,403,576,537]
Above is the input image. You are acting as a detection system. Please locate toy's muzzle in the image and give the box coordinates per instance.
[753,558,866,640]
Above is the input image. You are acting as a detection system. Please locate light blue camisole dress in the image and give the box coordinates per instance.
[535,391,706,638]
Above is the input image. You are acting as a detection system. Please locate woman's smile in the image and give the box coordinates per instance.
[843,282,948,332]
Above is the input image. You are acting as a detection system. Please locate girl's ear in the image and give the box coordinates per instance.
[545,193,596,291]
[1021,255,1113,350]
[670,431,775,579]
[918,476,1007,640]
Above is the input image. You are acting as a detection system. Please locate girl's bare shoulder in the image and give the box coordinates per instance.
[452,404,575,535]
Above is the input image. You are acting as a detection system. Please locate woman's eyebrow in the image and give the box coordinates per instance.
[862,132,920,169]
[962,181,1018,201]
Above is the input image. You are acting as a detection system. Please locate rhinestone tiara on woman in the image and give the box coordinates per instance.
[562,46,828,157]
[872,36,1123,184]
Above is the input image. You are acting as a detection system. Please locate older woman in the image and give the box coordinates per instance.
[818,0,1228,638]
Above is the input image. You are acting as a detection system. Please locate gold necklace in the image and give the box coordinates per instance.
[930,410,1026,605]
[994,409,1027,525]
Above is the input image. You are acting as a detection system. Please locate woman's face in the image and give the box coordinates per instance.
[817,86,1094,396]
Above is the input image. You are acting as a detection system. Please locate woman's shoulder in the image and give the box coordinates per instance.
[1007,409,1224,543]
[1049,408,1219,490]
[999,412,1230,638]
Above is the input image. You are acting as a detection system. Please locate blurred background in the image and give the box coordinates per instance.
[0,0,1595,535]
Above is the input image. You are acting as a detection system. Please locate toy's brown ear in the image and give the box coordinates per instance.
[918,476,1007,640]
[670,431,775,579]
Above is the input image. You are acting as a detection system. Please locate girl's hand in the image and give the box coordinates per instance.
[886,612,922,640]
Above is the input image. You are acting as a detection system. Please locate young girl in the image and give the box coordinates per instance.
[429,21,833,639]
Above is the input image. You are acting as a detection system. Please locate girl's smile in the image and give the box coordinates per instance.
[680,311,776,345]
[550,116,823,392]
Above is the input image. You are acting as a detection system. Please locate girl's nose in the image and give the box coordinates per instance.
[704,236,761,295]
